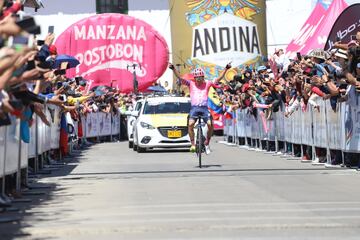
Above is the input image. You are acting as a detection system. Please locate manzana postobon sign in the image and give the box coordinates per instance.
[55,14,169,93]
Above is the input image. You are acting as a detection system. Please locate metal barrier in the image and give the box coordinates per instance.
[224,86,360,166]
[0,108,122,197]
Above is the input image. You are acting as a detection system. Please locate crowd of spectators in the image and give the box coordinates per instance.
[0,0,141,157]
[208,31,360,164]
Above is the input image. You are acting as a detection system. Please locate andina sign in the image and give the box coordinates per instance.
[55,14,169,93]
[192,13,261,68]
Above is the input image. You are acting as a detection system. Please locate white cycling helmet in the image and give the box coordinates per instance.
[192,68,205,78]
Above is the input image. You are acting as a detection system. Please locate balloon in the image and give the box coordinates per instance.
[55,13,169,93]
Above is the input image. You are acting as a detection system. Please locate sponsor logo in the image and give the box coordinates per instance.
[191,13,261,67]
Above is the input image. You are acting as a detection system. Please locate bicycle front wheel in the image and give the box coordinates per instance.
[197,125,202,168]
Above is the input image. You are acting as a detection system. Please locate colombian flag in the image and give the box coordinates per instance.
[208,87,223,116]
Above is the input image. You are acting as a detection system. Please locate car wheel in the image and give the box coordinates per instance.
[137,146,146,153]
[129,141,133,148]
[133,144,138,151]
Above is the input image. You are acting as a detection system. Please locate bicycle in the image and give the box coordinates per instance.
[194,115,206,168]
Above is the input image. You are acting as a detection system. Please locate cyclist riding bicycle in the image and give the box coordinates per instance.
[169,63,231,154]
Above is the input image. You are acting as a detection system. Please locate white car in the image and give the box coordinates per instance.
[126,99,144,148]
[133,96,192,152]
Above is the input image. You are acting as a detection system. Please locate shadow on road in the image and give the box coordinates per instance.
[0,150,82,239]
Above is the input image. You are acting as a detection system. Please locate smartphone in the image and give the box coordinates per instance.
[296,52,302,61]
[350,35,357,41]
[48,26,54,34]
[8,100,24,110]
[54,69,66,76]
[37,40,45,46]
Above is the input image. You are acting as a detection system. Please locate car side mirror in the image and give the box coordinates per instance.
[131,111,139,118]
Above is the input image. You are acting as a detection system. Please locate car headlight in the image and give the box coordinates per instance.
[140,121,155,129]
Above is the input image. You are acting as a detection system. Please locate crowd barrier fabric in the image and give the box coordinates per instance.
[228,87,360,155]
[0,108,122,180]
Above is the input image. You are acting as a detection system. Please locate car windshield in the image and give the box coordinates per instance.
[143,101,191,114]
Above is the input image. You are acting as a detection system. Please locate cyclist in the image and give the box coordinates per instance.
[169,63,231,154]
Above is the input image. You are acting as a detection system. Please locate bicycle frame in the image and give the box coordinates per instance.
[195,116,206,168]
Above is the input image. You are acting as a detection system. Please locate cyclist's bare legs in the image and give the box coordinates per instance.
[188,119,196,146]
[205,120,213,146]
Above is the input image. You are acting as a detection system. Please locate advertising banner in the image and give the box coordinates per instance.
[324,3,360,51]
[284,109,293,142]
[325,100,342,149]
[286,0,347,57]
[244,112,253,138]
[286,3,327,58]
[341,87,360,152]
[55,14,169,93]
[85,113,98,138]
[29,117,36,158]
[99,113,112,136]
[301,106,313,146]
[291,108,302,144]
[275,111,285,142]
[312,98,327,148]
[169,0,267,80]
[251,112,260,139]
[0,127,5,177]
[303,0,347,53]
[236,110,245,138]
[115,113,121,135]
[5,117,19,175]
[50,107,61,150]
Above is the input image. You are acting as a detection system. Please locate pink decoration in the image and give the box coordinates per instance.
[55,14,169,93]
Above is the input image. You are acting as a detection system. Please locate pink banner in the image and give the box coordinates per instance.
[286,3,327,58]
[305,0,348,52]
[55,14,169,93]
[286,0,347,58]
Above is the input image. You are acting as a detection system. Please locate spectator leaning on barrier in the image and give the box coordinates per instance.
[0,4,127,155]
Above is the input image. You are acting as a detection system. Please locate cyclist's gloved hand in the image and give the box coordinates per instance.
[225,63,232,69]
[169,63,175,70]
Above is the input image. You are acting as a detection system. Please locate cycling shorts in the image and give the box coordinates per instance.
[189,106,211,123]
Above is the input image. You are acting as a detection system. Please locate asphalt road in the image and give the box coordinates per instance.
[1,137,360,239]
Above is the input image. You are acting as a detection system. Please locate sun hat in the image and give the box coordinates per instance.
[308,49,326,60]
[334,49,348,59]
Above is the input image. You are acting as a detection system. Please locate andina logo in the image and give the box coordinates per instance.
[55,14,169,92]
[184,0,263,78]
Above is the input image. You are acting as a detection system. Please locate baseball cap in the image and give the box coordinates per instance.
[49,45,57,55]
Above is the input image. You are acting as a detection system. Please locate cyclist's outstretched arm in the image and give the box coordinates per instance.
[169,63,190,86]
[214,63,231,84]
